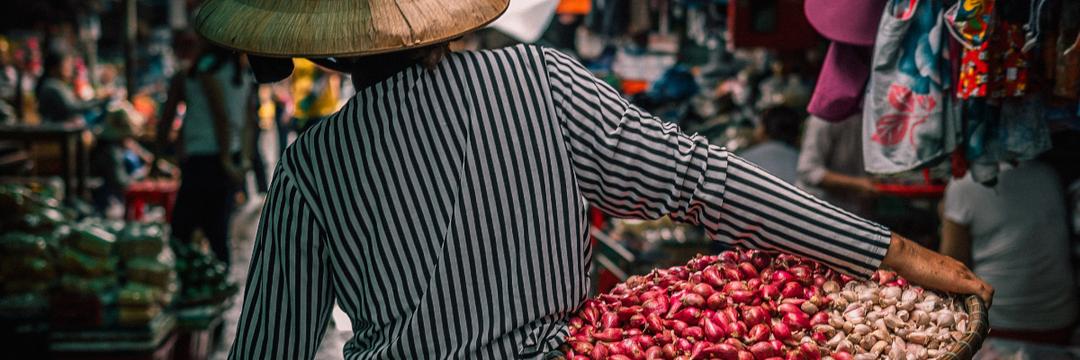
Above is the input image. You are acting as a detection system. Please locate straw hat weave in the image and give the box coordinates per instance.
[194,0,510,58]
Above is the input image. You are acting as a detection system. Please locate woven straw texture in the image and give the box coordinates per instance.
[194,0,509,57]
[940,295,990,360]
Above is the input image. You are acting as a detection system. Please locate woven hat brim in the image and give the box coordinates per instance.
[194,0,510,58]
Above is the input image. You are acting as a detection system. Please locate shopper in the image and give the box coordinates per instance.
[941,161,1077,344]
[739,106,802,184]
[194,1,992,358]
[35,47,108,124]
[797,115,879,217]
[157,41,252,268]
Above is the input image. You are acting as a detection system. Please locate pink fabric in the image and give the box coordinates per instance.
[807,43,872,122]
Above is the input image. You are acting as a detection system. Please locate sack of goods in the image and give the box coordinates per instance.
[563,248,987,360]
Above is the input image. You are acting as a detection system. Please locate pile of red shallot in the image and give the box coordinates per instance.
[563,248,969,360]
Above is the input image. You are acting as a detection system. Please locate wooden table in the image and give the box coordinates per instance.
[0,123,88,201]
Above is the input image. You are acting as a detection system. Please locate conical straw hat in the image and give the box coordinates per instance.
[194,0,510,58]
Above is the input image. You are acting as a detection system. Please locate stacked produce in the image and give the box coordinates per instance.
[172,240,237,306]
[564,248,973,360]
[115,223,177,326]
[53,222,121,327]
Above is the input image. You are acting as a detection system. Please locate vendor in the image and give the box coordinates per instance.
[193,1,993,358]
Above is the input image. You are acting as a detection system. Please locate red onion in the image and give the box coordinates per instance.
[673,307,702,324]
[780,282,803,299]
[692,283,716,298]
[703,316,725,341]
[742,305,769,326]
[681,325,704,339]
[728,321,747,338]
[706,292,727,309]
[782,311,811,330]
[703,343,739,360]
[749,341,778,359]
[789,265,812,284]
[644,345,662,360]
[608,355,632,360]
[681,293,706,307]
[770,270,796,285]
[738,262,759,279]
[831,351,853,360]
[729,290,755,304]
[646,313,665,332]
[738,350,755,360]
[634,334,655,348]
[761,284,781,300]
[776,303,802,315]
[809,312,829,326]
[746,323,770,343]
[720,250,739,263]
[666,319,689,334]
[675,338,693,352]
[771,321,792,340]
[746,278,763,291]
[591,341,609,358]
[662,343,677,359]
[600,311,620,329]
[799,342,821,360]
[628,313,646,328]
[703,266,726,287]
[592,328,622,342]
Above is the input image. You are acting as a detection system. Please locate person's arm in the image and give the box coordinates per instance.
[228,166,335,359]
[156,74,185,159]
[820,171,879,196]
[939,219,973,268]
[542,47,992,302]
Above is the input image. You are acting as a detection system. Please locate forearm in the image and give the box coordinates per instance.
[820,171,868,192]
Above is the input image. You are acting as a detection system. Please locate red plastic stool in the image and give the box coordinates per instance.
[125,179,179,222]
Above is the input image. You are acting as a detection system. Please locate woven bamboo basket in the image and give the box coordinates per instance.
[939,295,990,360]
[552,294,990,359]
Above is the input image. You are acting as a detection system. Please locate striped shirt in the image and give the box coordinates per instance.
[228,45,893,360]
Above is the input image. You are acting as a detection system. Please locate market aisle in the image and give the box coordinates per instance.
[209,130,353,360]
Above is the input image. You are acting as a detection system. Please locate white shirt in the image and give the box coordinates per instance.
[739,140,799,184]
[944,161,1078,330]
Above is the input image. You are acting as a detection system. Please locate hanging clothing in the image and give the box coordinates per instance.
[863,0,958,174]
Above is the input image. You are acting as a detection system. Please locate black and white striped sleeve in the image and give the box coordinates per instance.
[541,48,892,277]
[228,165,336,359]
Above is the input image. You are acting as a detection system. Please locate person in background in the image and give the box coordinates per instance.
[34,47,108,124]
[157,42,253,268]
[738,106,802,184]
[278,58,339,154]
[940,161,1078,345]
[0,36,21,123]
[797,115,879,217]
[90,103,143,214]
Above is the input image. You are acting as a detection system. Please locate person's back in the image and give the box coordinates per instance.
[944,161,1077,331]
[740,141,799,184]
[181,57,249,156]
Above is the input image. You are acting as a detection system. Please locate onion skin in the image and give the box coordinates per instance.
[681,325,704,339]
[781,282,804,299]
[644,345,663,360]
[749,341,778,359]
[772,321,793,340]
[692,283,716,298]
[742,305,769,326]
[601,311,620,329]
[707,292,727,309]
[782,311,811,330]
[592,328,623,342]
[591,342,610,358]
[681,293,706,307]
[746,323,770,343]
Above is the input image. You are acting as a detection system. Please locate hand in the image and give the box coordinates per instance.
[222,160,246,186]
[854,177,880,197]
[882,234,994,306]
